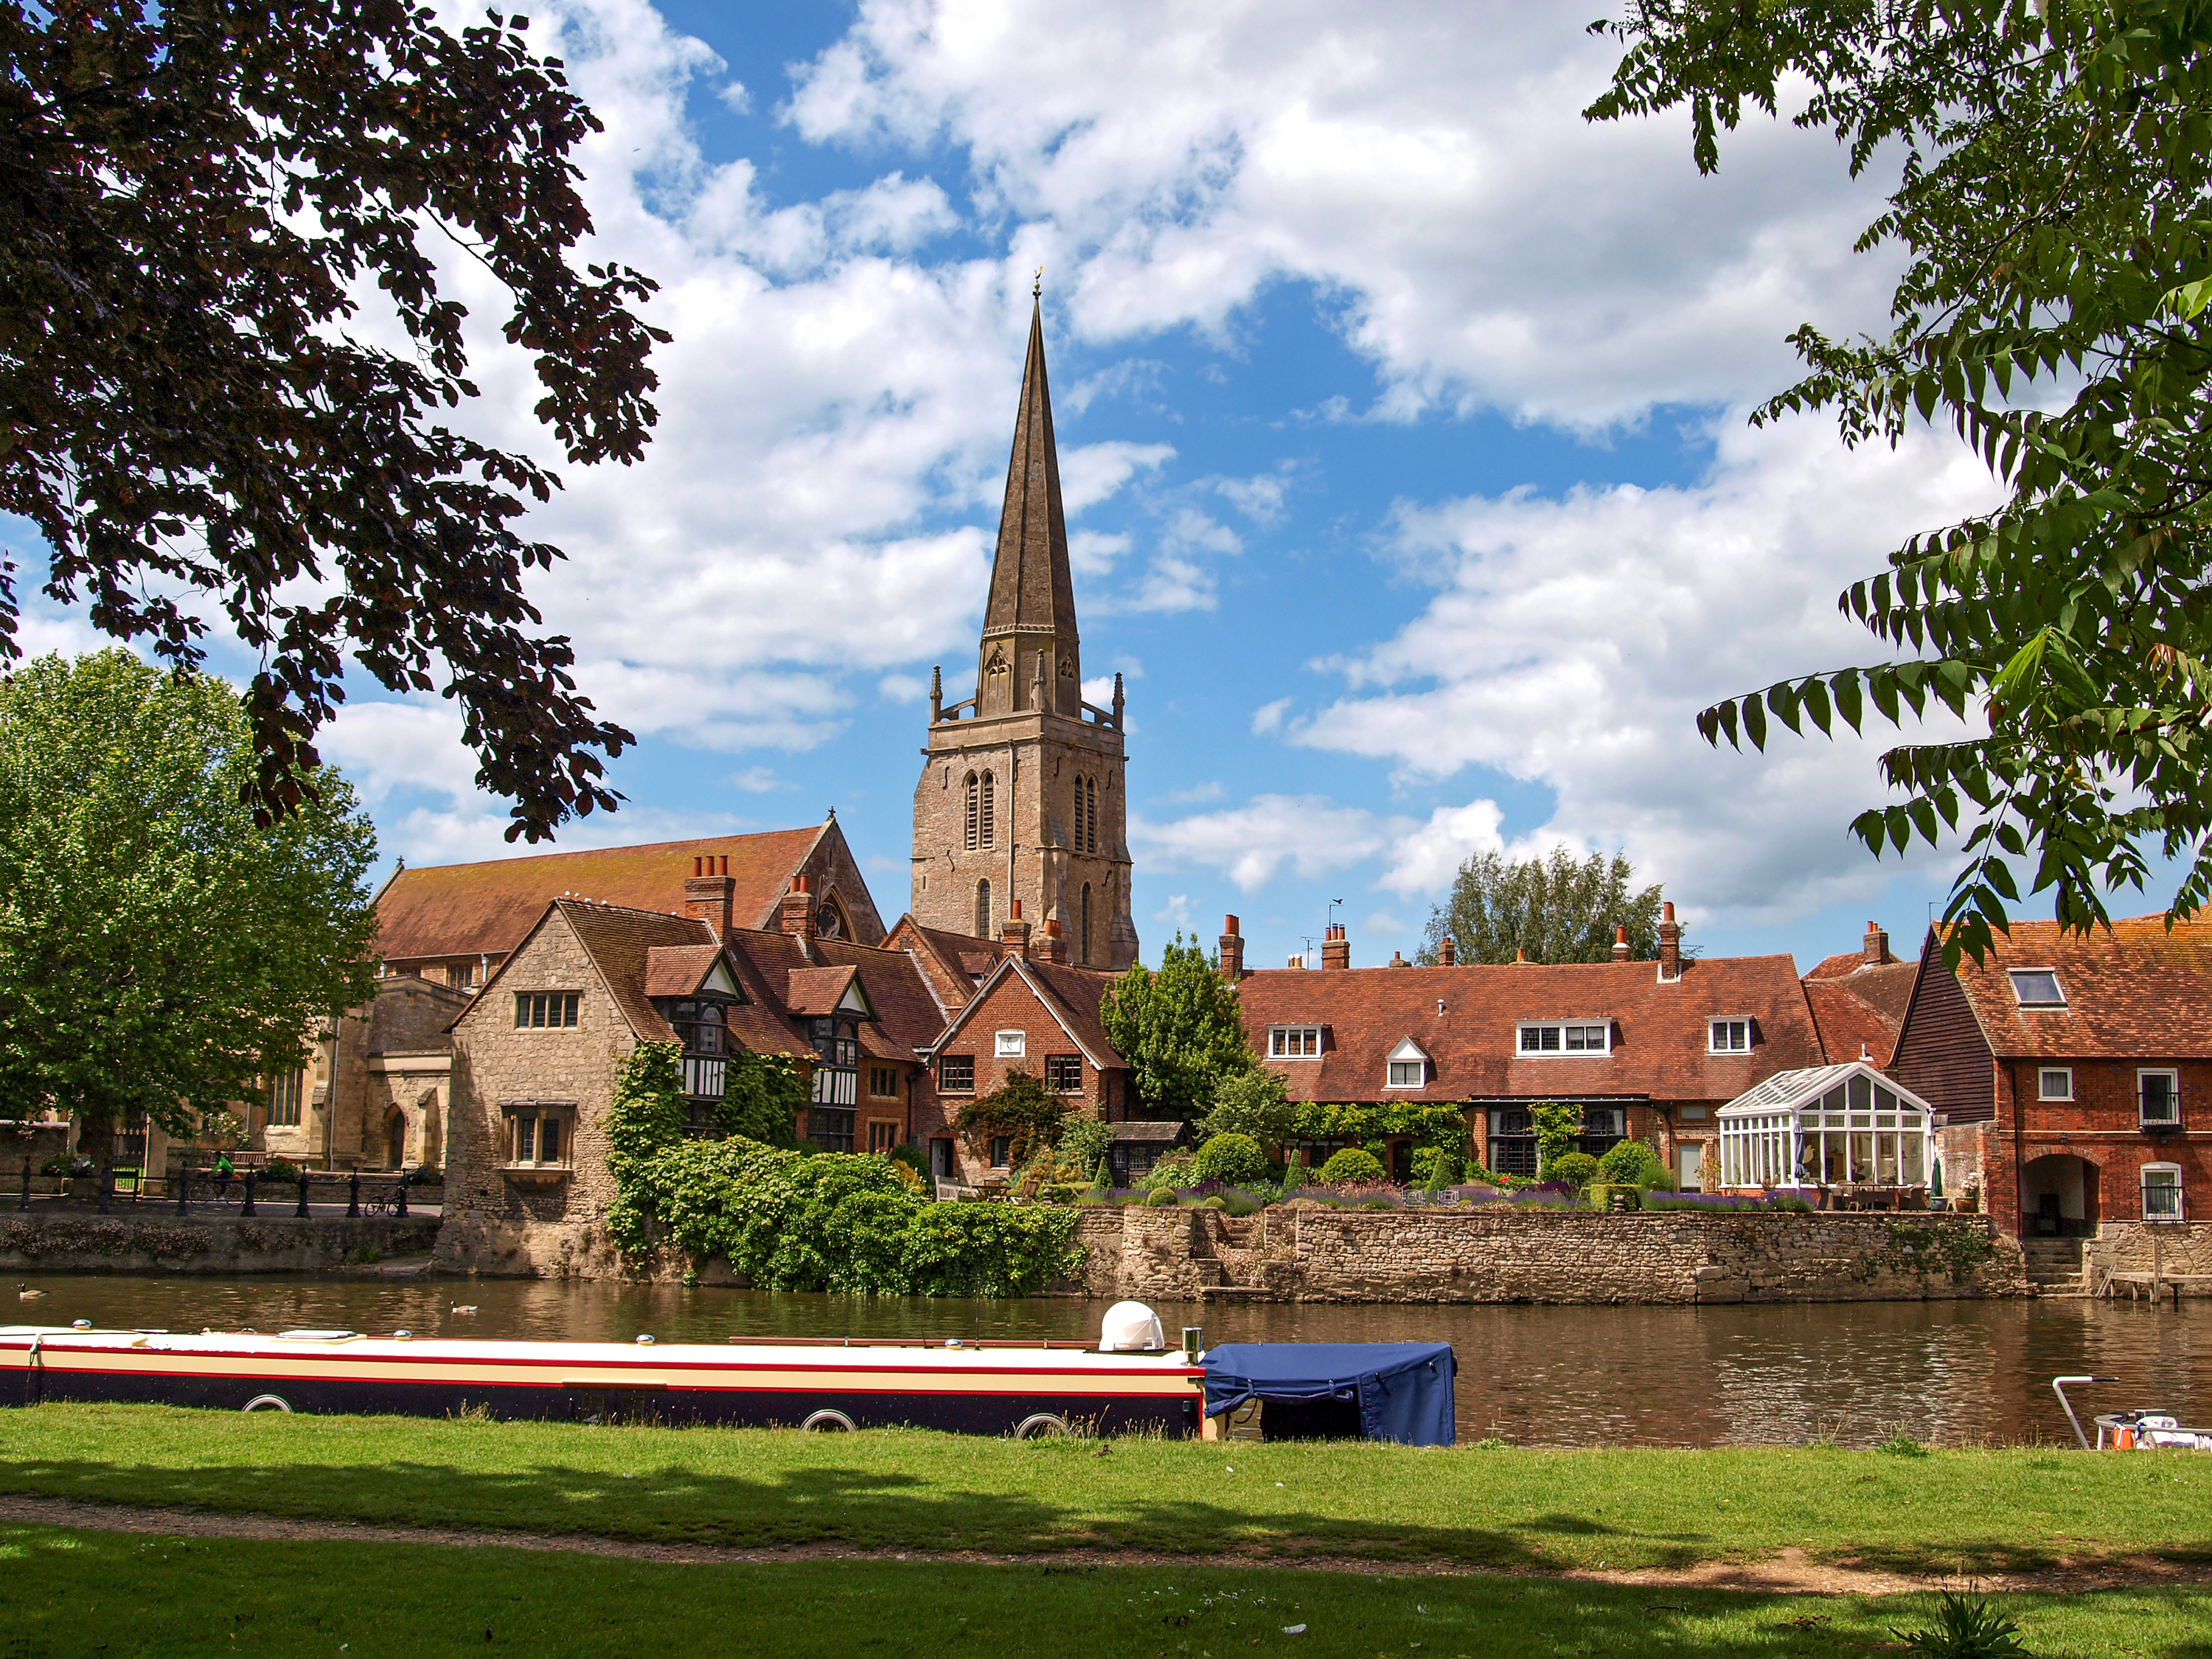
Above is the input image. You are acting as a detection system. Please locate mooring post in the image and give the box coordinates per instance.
[2154,1234,2165,1307]
[241,1170,257,1217]
[296,1169,310,1219]
[16,1158,28,1213]
[347,1172,361,1218]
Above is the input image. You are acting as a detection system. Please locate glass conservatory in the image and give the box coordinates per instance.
[1717,1063,1936,1197]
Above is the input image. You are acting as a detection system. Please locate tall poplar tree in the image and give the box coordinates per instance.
[1419,847,1665,965]
[0,651,379,1165]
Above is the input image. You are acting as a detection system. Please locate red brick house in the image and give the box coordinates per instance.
[1224,911,1827,1186]
[1891,914,2212,1240]
[916,912,1140,1186]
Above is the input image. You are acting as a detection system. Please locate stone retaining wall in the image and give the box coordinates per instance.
[0,1213,442,1275]
[1068,1206,2027,1304]
[2082,1221,2212,1294]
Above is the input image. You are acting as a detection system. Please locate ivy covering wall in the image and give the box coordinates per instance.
[606,1043,1079,1296]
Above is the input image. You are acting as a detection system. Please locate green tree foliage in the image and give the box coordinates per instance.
[1531,1102,1584,1178]
[1412,1145,1464,1189]
[1419,848,1664,964]
[717,1050,807,1148]
[1057,1115,1113,1178]
[1590,1,2212,960]
[607,1131,1079,1296]
[951,1069,1068,1167]
[1198,1067,1298,1150]
[1099,933,1253,1120]
[0,2,667,840]
[0,652,378,1161]
[1192,1133,1269,1186]
[1289,1102,1470,1158]
[1317,1147,1386,1186]
[1596,1139,1669,1189]
[1548,1150,1600,1188]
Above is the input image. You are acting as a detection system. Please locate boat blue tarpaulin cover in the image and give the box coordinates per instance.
[1202,1342,1456,1446]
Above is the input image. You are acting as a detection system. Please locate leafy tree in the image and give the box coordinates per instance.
[1,1,667,841]
[1191,1132,1269,1186]
[1198,1067,1298,1151]
[1589,1,2212,960]
[1057,1114,1113,1178]
[1419,847,1664,965]
[0,651,378,1165]
[1099,933,1254,1120]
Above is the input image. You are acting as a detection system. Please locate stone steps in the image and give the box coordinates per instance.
[2022,1239,2087,1293]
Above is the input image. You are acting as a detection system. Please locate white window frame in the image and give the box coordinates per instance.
[2038,1067,2073,1102]
[1517,1020,1613,1056]
[1386,1060,1425,1089]
[1270,1024,1323,1059]
[2141,1161,2185,1221]
[1708,1018,1752,1054]
[995,1029,1026,1059]
[2139,1068,2180,1127]
[2008,968,2067,1008]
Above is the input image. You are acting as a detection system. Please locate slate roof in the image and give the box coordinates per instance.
[373,827,827,963]
[1236,956,1825,1105]
[1941,914,2212,1060]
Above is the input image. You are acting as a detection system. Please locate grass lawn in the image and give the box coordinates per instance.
[2,1403,2210,1574]
[2,1523,2209,1658]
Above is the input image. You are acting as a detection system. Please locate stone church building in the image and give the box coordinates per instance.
[911,298,1139,973]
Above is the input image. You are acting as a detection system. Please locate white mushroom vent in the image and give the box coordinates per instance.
[1099,1301,1164,1353]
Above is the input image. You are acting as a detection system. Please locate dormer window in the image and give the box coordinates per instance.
[1518,1021,1611,1055]
[1385,1037,1430,1089]
[1709,1018,1751,1054]
[2009,969,2066,1008]
[1270,1025,1323,1058]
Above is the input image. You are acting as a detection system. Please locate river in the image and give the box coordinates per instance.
[9,1271,2208,1447]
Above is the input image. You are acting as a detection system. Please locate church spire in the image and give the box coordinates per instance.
[978,294,1079,717]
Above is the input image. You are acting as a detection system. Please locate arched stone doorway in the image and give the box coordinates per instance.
[384,1108,408,1171]
[2023,1152,2099,1237]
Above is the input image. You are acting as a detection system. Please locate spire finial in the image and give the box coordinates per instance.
[1032,265,1043,299]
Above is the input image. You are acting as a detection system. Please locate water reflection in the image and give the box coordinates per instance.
[12,1273,2207,1448]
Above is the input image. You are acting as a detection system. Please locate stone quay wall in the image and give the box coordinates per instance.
[1068,1206,2028,1304]
[2083,1220,2212,1292]
[0,1213,441,1276]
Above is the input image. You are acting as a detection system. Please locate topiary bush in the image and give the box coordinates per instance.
[1144,1186,1180,1207]
[1411,1146,1463,1189]
[1549,1151,1600,1187]
[1318,1147,1386,1186]
[1192,1132,1269,1186]
[1596,1139,1668,1189]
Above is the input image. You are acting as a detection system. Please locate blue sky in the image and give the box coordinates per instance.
[18,0,2171,973]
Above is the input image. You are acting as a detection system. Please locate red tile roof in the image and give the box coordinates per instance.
[642,945,724,999]
[549,899,717,1045]
[1236,956,1825,1104]
[374,827,828,963]
[1800,959,1918,1070]
[785,964,861,1018]
[1944,914,2212,1060]
[931,957,1128,1071]
[718,928,947,1068]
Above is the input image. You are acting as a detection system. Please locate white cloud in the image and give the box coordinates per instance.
[727,765,790,792]
[1285,412,1996,920]
[1133,793,1408,891]
[1251,697,1291,735]
[1059,440,1175,514]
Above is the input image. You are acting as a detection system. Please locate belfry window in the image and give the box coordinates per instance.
[979,771,995,846]
[1081,883,1093,965]
[975,879,992,939]
[964,773,980,849]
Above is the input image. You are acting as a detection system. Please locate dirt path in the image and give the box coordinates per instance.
[1,1495,2202,1595]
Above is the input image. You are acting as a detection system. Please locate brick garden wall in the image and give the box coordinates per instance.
[1068,1205,2028,1304]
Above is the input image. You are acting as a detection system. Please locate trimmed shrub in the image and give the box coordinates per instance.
[1411,1146,1462,1189]
[1318,1147,1386,1185]
[1197,1194,1229,1211]
[1596,1139,1668,1189]
[1192,1132,1269,1186]
[1549,1151,1600,1187]
[1144,1186,1180,1207]
[1586,1181,1641,1211]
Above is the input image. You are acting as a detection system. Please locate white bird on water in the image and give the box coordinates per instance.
[450,1304,478,1315]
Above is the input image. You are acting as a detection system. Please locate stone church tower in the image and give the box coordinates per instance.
[911,297,1138,970]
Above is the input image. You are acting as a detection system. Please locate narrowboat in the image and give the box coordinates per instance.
[1,1301,1203,1438]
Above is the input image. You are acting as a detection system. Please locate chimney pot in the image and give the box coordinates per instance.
[1218,915,1245,982]
[1389,950,1408,968]
[1612,925,1631,962]
[1439,935,1456,967]
[1658,900,1683,982]
[684,866,737,939]
[1321,925,1351,972]
[1001,904,1033,960]
[1863,919,1891,967]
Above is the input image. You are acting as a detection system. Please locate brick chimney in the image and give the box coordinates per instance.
[1321,923,1349,971]
[1288,954,1304,969]
[1658,901,1682,983]
[1036,917,1068,964]
[1218,915,1245,981]
[1863,919,1892,967]
[779,874,816,938]
[684,854,735,939]
[1001,897,1032,959]
[1439,935,1456,967]
[1612,925,1630,962]
[1389,950,1409,968]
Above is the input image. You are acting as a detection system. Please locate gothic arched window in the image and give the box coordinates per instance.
[979,771,995,846]
[1086,776,1099,853]
[1081,883,1093,966]
[975,879,992,939]
[963,773,979,850]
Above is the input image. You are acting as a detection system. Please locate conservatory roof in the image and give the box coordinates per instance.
[1717,1060,1935,1119]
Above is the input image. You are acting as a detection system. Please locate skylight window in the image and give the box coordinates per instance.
[2008,969,2066,1008]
